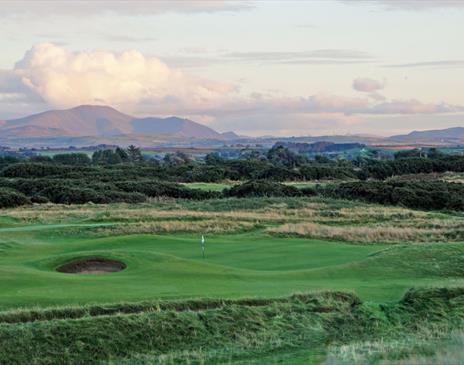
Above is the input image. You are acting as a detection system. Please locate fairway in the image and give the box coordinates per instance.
[1,219,463,310]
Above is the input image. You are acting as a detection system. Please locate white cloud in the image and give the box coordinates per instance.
[0,0,251,17]
[384,60,464,68]
[342,0,464,11]
[1,43,463,136]
[1,43,234,113]
[370,99,461,114]
[353,77,384,92]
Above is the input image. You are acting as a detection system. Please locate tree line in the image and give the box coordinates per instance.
[2,145,464,211]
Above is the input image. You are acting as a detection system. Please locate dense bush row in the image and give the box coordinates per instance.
[4,145,464,183]
[225,180,302,198]
[325,181,464,211]
[0,176,220,207]
[360,156,464,180]
[0,177,309,208]
[1,175,463,211]
[0,160,357,182]
[2,145,464,210]
[0,188,30,209]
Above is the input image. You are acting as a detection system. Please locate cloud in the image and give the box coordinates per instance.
[377,0,464,10]
[384,60,464,68]
[0,43,234,113]
[341,0,464,10]
[1,44,463,136]
[0,0,251,17]
[369,100,462,114]
[352,77,384,92]
[224,49,373,64]
[162,49,374,69]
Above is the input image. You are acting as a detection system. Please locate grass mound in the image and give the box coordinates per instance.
[0,292,365,365]
[1,288,464,364]
[383,287,464,326]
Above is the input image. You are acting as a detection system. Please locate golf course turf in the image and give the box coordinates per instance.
[1,223,463,309]
[1,199,464,364]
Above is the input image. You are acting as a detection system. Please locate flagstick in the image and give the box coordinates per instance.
[201,235,205,259]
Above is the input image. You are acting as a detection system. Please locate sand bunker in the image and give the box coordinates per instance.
[56,257,126,274]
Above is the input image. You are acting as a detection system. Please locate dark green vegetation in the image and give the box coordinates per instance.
[326,180,464,211]
[1,288,464,365]
[3,145,464,212]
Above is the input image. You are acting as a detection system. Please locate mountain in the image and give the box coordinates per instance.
[131,117,221,139]
[2,105,133,137]
[390,127,464,143]
[0,105,231,142]
[221,131,241,139]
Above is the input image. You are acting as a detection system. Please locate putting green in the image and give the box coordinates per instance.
[0,223,463,309]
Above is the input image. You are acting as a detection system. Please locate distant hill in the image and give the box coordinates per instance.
[390,127,464,143]
[0,105,235,142]
[221,131,241,139]
[2,105,133,137]
[131,116,221,139]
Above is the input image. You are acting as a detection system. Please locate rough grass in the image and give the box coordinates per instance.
[2,197,463,242]
[0,292,362,365]
[324,287,464,365]
[269,223,453,243]
[1,288,463,365]
[324,329,464,365]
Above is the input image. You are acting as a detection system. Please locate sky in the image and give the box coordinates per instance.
[0,0,464,137]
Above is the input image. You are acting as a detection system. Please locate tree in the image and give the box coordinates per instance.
[52,153,91,165]
[267,146,304,167]
[205,152,224,165]
[163,152,192,166]
[92,150,122,164]
[127,145,143,163]
[115,147,129,162]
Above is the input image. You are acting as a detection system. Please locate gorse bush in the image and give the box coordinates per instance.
[0,188,30,208]
[2,145,464,209]
[326,181,464,211]
[115,180,220,200]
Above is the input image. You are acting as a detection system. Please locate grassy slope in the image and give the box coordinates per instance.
[1,288,464,365]
[1,222,463,309]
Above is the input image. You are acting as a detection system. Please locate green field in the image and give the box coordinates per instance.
[2,226,464,310]
[1,198,464,364]
[181,182,235,192]
[182,181,331,192]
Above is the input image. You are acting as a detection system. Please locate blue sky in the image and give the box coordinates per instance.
[1,0,464,136]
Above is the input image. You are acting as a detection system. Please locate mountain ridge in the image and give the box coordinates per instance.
[389,126,464,143]
[0,105,232,140]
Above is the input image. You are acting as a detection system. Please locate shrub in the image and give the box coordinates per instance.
[325,181,464,211]
[0,188,30,208]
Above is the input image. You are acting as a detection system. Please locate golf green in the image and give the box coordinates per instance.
[1,223,463,309]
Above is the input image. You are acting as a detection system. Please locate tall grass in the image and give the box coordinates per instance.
[2,197,462,241]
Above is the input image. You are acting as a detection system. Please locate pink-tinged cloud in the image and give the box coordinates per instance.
[0,0,251,16]
[2,43,234,113]
[370,100,461,114]
[352,77,384,92]
[1,44,463,130]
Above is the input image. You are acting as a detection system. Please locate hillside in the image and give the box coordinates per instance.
[390,127,464,143]
[0,105,229,141]
[131,116,221,138]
